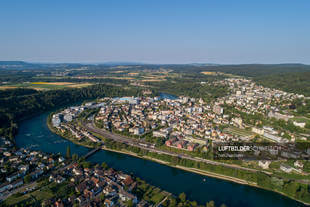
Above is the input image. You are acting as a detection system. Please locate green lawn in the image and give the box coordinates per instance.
[225,127,254,137]
[291,116,310,123]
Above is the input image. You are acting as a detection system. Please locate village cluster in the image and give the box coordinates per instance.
[214,78,309,142]
[51,102,104,144]
[0,137,64,199]
[0,136,151,206]
[46,164,150,207]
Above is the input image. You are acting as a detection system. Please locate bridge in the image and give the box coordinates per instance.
[83,147,101,159]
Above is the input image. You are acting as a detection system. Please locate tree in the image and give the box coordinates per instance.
[66,145,71,159]
[178,192,186,203]
[206,201,215,207]
[24,175,32,183]
[72,153,78,161]
[126,200,134,207]
[101,162,108,169]
[82,161,91,169]
[168,197,177,207]
[191,201,198,206]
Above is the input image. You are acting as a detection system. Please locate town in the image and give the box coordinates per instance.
[1,136,176,206]
[51,78,309,175]
[52,78,310,145]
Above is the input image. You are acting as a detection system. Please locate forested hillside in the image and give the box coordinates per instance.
[254,72,310,96]
[0,85,141,139]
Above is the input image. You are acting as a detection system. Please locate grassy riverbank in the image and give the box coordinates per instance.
[101,146,253,185]
[98,147,310,206]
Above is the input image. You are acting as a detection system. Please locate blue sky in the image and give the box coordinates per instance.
[0,0,309,64]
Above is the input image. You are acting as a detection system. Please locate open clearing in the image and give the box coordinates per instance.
[31,82,74,85]
[141,79,164,82]
[0,82,93,90]
[0,86,18,90]
[201,71,217,75]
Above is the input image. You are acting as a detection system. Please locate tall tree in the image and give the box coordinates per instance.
[66,145,71,159]
[178,192,186,203]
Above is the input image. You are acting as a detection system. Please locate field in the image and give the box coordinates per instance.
[224,127,255,138]
[0,86,18,90]
[201,71,217,75]
[0,82,93,90]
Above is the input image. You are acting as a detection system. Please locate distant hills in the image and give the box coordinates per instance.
[1,61,309,74]
[0,61,30,65]
[0,61,146,69]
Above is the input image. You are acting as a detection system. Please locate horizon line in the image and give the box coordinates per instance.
[0,60,309,66]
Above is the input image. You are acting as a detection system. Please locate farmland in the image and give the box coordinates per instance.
[0,82,93,90]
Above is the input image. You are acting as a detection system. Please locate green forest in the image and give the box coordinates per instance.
[254,71,310,96]
[0,85,141,139]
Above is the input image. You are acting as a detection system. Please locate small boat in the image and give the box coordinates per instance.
[203,178,206,182]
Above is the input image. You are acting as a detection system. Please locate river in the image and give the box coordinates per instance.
[15,113,306,207]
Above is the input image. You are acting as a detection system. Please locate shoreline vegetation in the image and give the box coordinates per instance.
[46,112,310,206]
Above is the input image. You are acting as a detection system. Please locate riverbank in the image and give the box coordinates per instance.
[46,117,95,150]
[101,146,253,185]
[97,145,310,206]
[48,118,257,186]
[46,115,310,206]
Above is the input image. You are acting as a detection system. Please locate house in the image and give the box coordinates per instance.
[56,176,65,184]
[232,117,243,128]
[30,169,44,179]
[252,127,264,135]
[54,199,65,207]
[104,198,114,207]
[213,105,223,115]
[122,176,134,186]
[280,164,293,173]
[6,172,20,182]
[187,144,195,151]
[10,179,23,188]
[153,131,167,138]
[64,114,73,122]
[258,160,271,169]
[264,132,282,143]
[0,182,11,193]
[268,111,293,121]
[177,141,186,149]
[294,160,304,168]
[73,168,83,176]
[49,174,56,182]
[58,157,65,162]
[165,140,172,146]
[103,186,117,196]
[119,191,138,203]
[133,127,144,135]
[18,165,29,172]
[293,121,306,128]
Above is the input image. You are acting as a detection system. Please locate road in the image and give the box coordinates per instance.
[85,122,260,173]
[0,182,37,201]
[0,161,76,202]
[156,196,169,207]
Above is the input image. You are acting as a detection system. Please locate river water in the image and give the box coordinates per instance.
[15,113,306,207]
